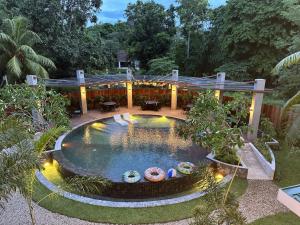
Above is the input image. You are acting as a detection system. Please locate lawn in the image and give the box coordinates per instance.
[274,142,300,187]
[249,212,300,225]
[33,175,247,224]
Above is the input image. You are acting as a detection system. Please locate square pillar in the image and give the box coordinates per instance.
[127,82,133,109]
[247,79,266,141]
[171,70,179,110]
[171,84,177,110]
[215,72,225,102]
[76,70,87,115]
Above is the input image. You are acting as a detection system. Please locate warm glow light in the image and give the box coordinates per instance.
[43,162,51,167]
[91,122,106,130]
[215,173,224,182]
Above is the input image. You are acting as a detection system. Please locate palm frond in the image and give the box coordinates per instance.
[280,91,300,125]
[19,45,38,60]
[6,56,22,78]
[63,176,110,195]
[286,106,300,146]
[36,55,56,69]
[272,51,300,74]
[2,18,15,37]
[37,65,49,78]
[34,127,67,154]
[0,33,17,49]
[19,30,42,46]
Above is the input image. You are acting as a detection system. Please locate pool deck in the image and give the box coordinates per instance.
[70,107,186,127]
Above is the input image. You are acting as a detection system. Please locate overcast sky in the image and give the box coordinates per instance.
[98,0,226,23]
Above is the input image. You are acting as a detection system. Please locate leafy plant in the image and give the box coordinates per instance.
[178,91,249,165]
[0,16,56,82]
[190,165,246,225]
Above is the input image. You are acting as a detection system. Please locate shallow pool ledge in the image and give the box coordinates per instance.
[35,171,232,208]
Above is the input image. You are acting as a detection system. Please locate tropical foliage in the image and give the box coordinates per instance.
[178,91,249,164]
[0,85,109,225]
[191,166,246,225]
[0,17,56,83]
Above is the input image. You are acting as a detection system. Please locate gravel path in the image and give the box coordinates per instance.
[0,180,289,225]
[238,180,288,223]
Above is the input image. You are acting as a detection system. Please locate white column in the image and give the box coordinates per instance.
[215,72,225,102]
[171,70,179,110]
[126,68,133,109]
[76,70,87,115]
[26,75,45,127]
[247,79,266,141]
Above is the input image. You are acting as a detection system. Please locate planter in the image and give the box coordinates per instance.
[206,153,248,179]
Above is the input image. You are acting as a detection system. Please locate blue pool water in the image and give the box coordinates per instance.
[283,185,300,202]
[61,115,207,182]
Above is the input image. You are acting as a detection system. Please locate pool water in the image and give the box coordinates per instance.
[61,115,207,182]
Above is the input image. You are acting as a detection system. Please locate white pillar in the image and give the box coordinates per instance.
[76,70,87,115]
[171,70,178,110]
[215,72,225,102]
[126,68,133,109]
[247,79,266,141]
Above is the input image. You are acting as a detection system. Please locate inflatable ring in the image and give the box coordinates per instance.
[123,170,141,183]
[177,162,195,175]
[144,167,166,182]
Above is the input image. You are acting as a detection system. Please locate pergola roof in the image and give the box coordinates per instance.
[42,74,272,93]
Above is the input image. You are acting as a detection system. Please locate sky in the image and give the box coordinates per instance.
[98,0,226,24]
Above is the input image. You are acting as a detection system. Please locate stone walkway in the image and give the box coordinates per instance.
[238,144,271,180]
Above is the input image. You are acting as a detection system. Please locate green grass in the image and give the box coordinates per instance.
[33,172,247,224]
[249,212,300,225]
[274,142,300,187]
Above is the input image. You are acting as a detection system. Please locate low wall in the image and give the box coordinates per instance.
[248,141,276,180]
[206,153,248,179]
[277,188,300,217]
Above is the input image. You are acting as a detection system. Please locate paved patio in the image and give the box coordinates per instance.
[70,107,186,127]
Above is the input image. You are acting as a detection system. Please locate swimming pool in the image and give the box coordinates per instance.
[53,115,208,198]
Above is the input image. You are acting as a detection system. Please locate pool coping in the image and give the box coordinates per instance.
[35,171,232,208]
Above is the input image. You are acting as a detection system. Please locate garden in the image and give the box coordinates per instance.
[1,0,300,225]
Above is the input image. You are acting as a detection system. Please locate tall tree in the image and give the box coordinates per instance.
[4,0,102,77]
[176,0,209,59]
[0,17,56,83]
[215,0,298,81]
[125,0,174,69]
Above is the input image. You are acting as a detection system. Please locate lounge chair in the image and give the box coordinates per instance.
[113,114,128,126]
[123,113,138,124]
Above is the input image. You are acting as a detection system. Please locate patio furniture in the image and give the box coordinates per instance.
[113,114,128,126]
[123,113,138,124]
[101,101,117,112]
[141,100,161,111]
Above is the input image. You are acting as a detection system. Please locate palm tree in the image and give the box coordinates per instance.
[0,16,56,83]
[272,52,300,74]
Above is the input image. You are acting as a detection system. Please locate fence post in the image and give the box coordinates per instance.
[127,68,133,109]
[247,79,266,141]
[171,70,179,110]
[215,72,226,102]
[76,70,87,115]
